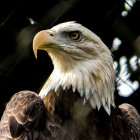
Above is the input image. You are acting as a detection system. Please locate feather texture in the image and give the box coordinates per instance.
[1,90,140,140]
[1,22,140,140]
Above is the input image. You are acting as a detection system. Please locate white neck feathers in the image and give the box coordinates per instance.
[39,50,115,115]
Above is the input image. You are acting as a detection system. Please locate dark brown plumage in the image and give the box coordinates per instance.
[0,22,140,140]
[0,89,140,140]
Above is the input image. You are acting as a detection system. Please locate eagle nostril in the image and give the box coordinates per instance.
[49,31,54,37]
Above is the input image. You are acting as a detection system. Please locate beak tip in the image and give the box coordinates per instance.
[33,36,38,59]
[35,54,37,59]
[33,48,38,59]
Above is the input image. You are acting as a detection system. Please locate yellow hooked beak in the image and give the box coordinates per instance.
[33,30,56,58]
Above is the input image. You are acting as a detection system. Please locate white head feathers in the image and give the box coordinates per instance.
[34,21,115,115]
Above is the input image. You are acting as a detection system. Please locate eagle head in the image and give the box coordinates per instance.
[33,21,115,114]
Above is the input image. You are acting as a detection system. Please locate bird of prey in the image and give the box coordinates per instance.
[0,21,140,140]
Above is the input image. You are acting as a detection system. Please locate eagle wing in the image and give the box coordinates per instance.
[119,103,140,140]
[0,90,58,140]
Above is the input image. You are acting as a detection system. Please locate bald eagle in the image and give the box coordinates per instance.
[0,22,140,140]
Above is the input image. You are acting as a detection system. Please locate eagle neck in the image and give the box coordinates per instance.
[39,57,115,115]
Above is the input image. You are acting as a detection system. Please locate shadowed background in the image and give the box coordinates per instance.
[0,0,140,117]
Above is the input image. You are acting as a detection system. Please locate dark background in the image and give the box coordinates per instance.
[0,0,140,117]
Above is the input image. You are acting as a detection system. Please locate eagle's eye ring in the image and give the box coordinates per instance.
[69,31,80,40]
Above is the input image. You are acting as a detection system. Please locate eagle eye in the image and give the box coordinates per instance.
[69,31,80,40]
